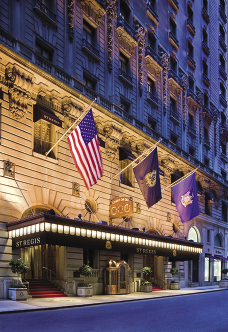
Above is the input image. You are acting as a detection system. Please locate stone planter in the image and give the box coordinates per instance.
[140,284,152,292]
[219,280,228,288]
[170,282,180,290]
[9,288,28,301]
[77,286,93,297]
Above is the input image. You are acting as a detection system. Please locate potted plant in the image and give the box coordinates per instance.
[140,281,152,292]
[219,268,228,288]
[8,258,29,301]
[170,268,180,290]
[77,264,93,297]
[142,267,152,279]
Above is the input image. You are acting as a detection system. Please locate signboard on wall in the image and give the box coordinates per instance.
[110,197,133,219]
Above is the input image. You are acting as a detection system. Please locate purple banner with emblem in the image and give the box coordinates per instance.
[133,147,162,208]
[171,172,199,223]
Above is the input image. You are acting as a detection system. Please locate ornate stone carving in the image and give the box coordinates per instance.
[62,97,84,129]
[211,104,219,156]
[103,122,123,161]
[4,160,15,178]
[160,51,169,114]
[5,64,34,119]
[180,70,188,130]
[67,0,75,43]
[79,0,105,27]
[135,26,146,96]
[196,87,203,141]
[116,16,137,57]
[105,0,117,73]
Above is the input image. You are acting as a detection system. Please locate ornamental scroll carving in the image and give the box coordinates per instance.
[67,0,74,43]
[5,65,34,119]
[62,96,83,129]
[211,105,219,156]
[105,0,117,73]
[196,87,203,142]
[160,51,169,115]
[180,71,188,130]
[103,122,123,161]
[135,27,146,96]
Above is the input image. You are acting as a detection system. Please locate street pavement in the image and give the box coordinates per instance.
[1,289,228,332]
[0,285,226,313]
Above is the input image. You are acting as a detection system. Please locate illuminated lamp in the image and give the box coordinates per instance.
[12,230,15,238]
[23,227,27,235]
[52,224,57,233]
[167,243,169,248]
[58,225,63,233]
[106,233,110,240]
[97,231,101,239]
[132,237,135,244]
[128,237,132,243]
[148,240,152,246]
[135,238,139,244]
[139,238,142,245]
[87,229,91,237]
[20,228,23,236]
[45,223,51,232]
[76,228,80,236]
[81,229,86,237]
[124,236,127,243]
[64,226,69,234]
[120,235,123,242]
[40,223,44,232]
[92,230,96,238]
[111,234,115,241]
[164,243,166,248]
[9,231,12,239]
[116,234,119,241]
[146,240,148,246]
[27,226,31,234]
[36,224,39,233]
[31,225,35,233]
[102,232,106,240]
[16,229,19,237]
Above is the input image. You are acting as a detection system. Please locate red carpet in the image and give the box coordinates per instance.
[26,279,68,298]
[152,284,166,291]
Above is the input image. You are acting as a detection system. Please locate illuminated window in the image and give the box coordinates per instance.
[119,148,135,187]
[188,226,200,242]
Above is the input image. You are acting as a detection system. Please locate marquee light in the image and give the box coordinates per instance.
[8,223,203,254]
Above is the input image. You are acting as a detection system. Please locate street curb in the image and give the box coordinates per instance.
[0,288,227,315]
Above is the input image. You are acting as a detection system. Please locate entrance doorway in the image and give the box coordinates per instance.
[188,259,199,283]
[21,244,59,280]
[143,255,157,281]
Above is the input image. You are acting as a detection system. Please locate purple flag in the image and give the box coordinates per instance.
[133,147,162,208]
[171,172,199,223]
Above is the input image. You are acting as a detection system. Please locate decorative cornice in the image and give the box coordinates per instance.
[79,0,106,27]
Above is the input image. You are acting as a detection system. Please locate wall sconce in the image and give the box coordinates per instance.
[136,202,141,214]
[4,160,15,178]
[72,183,80,197]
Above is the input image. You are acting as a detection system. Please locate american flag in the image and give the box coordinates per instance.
[67,109,103,189]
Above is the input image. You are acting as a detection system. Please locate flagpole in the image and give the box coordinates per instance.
[45,98,97,157]
[112,138,162,180]
[161,167,198,192]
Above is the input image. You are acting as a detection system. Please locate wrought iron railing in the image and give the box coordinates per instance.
[42,266,69,293]
[219,4,227,23]
[219,65,227,80]
[187,89,197,102]
[202,7,210,23]
[145,46,162,66]
[170,110,179,121]
[188,125,196,136]
[146,4,159,22]
[35,53,52,73]
[187,18,196,35]
[168,69,180,84]
[82,38,100,58]
[119,68,133,84]
[202,41,210,55]
[117,16,136,40]
[219,35,227,52]
[203,73,210,86]
[169,31,179,47]
[147,91,158,104]
[187,54,196,69]
[220,94,228,107]
[34,0,56,22]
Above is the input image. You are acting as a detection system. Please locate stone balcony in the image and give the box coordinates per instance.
[147,92,159,106]
[219,35,227,52]
[169,31,179,51]
[202,41,210,56]
[145,46,162,78]
[187,18,196,36]
[220,94,228,108]
[82,38,100,61]
[220,122,228,142]
[187,54,196,70]
[202,7,210,24]
[168,0,179,12]
[188,125,197,138]
[145,46,162,67]
[170,110,179,123]
[33,0,57,28]
[203,106,213,125]
[116,16,137,57]
[118,68,133,86]
[203,73,210,87]
[146,4,159,25]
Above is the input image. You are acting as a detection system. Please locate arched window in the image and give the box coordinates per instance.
[22,206,54,218]
[188,226,200,242]
[214,234,222,247]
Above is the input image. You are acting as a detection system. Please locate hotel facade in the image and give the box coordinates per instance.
[0,0,227,297]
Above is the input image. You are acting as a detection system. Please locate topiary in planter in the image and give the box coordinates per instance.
[170,268,179,276]
[9,258,29,285]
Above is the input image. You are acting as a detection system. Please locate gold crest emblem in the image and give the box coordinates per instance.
[145,170,156,187]
[173,249,177,257]
[106,241,112,250]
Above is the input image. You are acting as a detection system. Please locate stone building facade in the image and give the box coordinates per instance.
[0,0,227,297]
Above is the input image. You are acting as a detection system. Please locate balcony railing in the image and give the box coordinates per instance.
[35,53,52,73]
[145,46,162,67]
[168,69,180,85]
[168,0,179,12]
[147,91,159,105]
[219,65,227,80]
[187,54,196,70]
[118,68,133,85]
[202,41,210,56]
[219,35,227,52]
[187,89,197,102]
[203,138,210,147]
[169,31,179,50]
[146,4,159,25]
[188,125,196,137]
[34,0,57,23]
[82,38,100,60]
[219,4,227,23]
[117,16,136,40]
[220,94,228,107]
[170,110,179,122]
[187,18,196,36]
[203,73,210,87]
[202,7,210,24]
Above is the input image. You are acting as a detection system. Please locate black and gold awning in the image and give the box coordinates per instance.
[7,214,203,261]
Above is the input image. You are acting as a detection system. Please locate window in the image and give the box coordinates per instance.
[170,17,176,36]
[35,41,53,61]
[22,206,53,218]
[171,173,182,202]
[220,24,225,41]
[147,77,155,94]
[205,257,210,282]
[203,29,208,44]
[119,52,128,73]
[147,0,156,10]
[120,99,130,113]
[148,116,156,131]
[83,248,94,268]
[188,76,194,91]
[41,0,52,9]
[83,20,95,45]
[188,226,200,242]
[119,149,134,187]
[83,74,96,90]
[204,157,209,167]
[188,41,194,58]
[221,169,227,180]
[204,93,209,107]
[189,146,195,157]
[170,56,177,73]
[220,0,225,12]
[189,113,194,127]
[220,54,226,69]
[148,33,156,51]
[188,5,193,22]
[207,229,210,243]
[33,111,58,159]
[205,192,211,215]
[221,112,226,125]
[170,96,177,113]
[214,259,221,282]
[221,142,226,155]
[120,0,130,22]
[220,82,226,97]
[203,61,208,76]
[215,234,222,247]
[203,0,208,10]
[222,201,227,222]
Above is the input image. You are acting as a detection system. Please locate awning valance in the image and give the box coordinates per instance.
[119,147,136,161]
[7,214,203,261]
[33,105,62,128]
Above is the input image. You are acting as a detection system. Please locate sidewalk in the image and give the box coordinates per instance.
[0,286,227,314]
